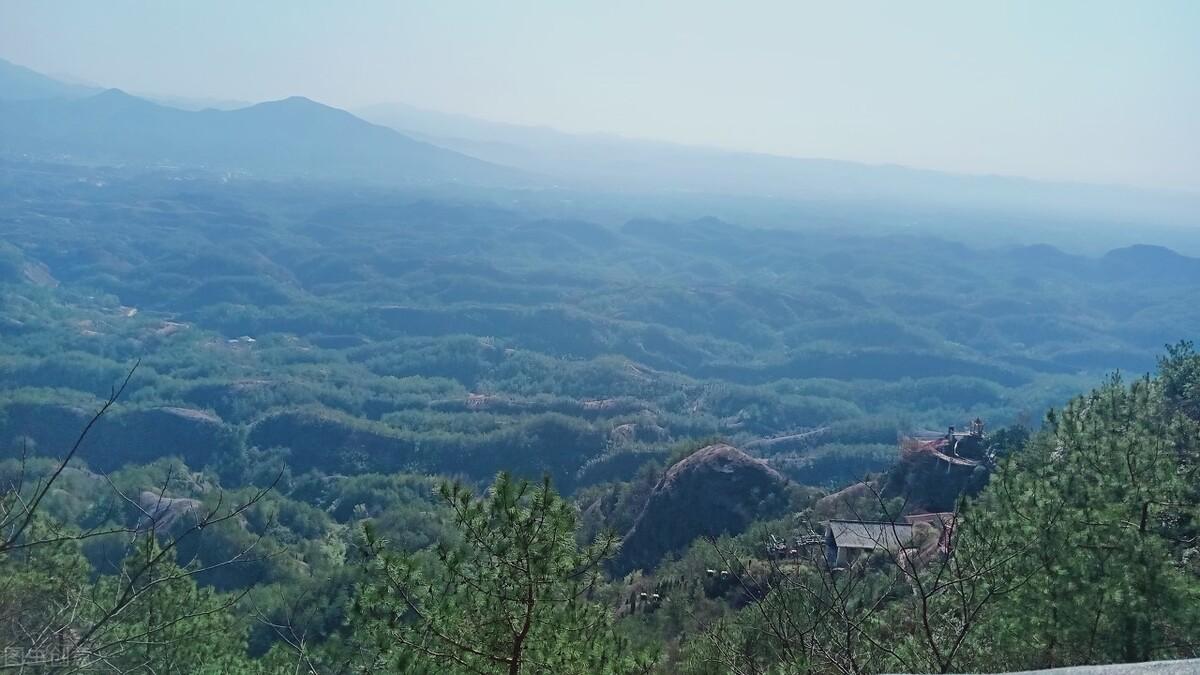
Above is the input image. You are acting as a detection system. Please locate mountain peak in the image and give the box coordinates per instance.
[93,87,134,99]
[237,96,354,122]
[612,443,788,573]
[277,95,318,106]
[82,88,162,113]
[1101,244,1200,283]
[1104,244,1190,263]
[0,79,521,187]
[252,95,332,111]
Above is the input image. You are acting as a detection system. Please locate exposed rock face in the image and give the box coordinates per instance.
[137,490,202,531]
[609,422,667,446]
[812,481,876,520]
[882,451,989,513]
[612,443,789,574]
[813,432,994,520]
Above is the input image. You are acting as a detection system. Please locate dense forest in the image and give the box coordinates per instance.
[5,160,1200,490]
[2,152,1200,672]
[2,341,1199,672]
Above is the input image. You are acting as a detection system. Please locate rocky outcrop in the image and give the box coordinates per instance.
[812,481,877,521]
[609,422,668,446]
[137,490,203,531]
[612,443,789,574]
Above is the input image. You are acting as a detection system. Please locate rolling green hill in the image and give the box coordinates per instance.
[3,160,1197,492]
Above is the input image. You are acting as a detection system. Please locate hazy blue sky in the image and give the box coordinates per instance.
[3,0,1198,191]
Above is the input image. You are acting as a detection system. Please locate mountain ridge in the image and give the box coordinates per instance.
[3,56,1198,241]
[0,86,524,187]
[356,101,1200,229]
[0,56,102,100]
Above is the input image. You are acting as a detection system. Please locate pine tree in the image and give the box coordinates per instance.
[960,372,1200,668]
[351,472,655,674]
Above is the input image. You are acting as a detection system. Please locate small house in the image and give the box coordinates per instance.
[824,519,914,566]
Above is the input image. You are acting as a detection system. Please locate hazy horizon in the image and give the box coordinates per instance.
[2,0,1198,192]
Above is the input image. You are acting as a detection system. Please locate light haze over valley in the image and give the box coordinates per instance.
[1,3,1200,673]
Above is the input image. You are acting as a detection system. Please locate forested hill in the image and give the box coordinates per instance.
[1,13,1197,671]
[2,157,1199,674]
[2,160,1200,492]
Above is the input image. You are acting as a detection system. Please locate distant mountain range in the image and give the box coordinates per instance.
[2,56,1198,231]
[0,59,519,186]
[356,101,1200,229]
